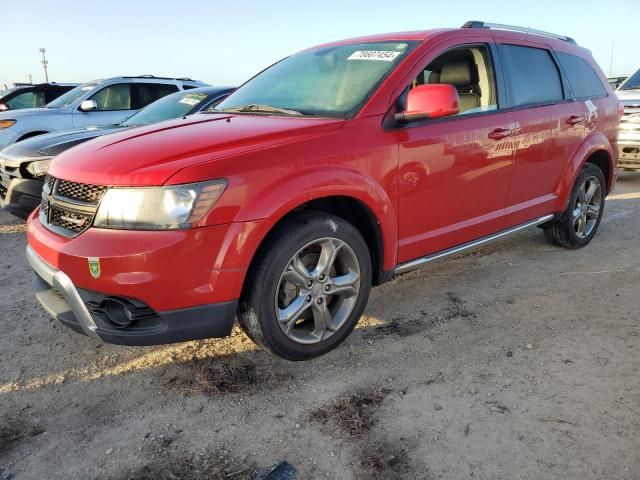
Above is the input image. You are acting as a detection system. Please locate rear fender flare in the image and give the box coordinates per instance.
[556,131,614,211]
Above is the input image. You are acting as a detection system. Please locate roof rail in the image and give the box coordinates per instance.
[123,74,197,82]
[462,21,576,44]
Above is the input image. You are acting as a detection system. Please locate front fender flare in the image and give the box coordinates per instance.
[231,166,398,271]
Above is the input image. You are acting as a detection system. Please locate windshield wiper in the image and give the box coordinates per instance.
[219,104,303,116]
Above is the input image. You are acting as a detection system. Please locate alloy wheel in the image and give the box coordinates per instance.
[572,175,602,239]
[275,237,361,344]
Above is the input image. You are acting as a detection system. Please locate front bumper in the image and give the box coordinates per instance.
[27,245,237,345]
[618,141,640,171]
[0,176,43,219]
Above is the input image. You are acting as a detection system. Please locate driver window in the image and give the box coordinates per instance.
[411,45,498,115]
[89,84,132,111]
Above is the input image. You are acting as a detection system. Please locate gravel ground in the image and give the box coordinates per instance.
[0,173,639,480]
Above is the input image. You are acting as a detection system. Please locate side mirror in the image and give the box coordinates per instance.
[79,99,98,112]
[395,84,460,124]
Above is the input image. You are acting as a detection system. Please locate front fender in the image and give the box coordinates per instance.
[555,131,614,211]
[217,166,398,271]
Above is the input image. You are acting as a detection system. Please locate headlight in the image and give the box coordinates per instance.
[0,120,16,129]
[25,159,51,177]
[93,180,226,230]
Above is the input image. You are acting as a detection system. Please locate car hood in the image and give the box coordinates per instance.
[616,89,640,103]
[0,107,61,120]
[48,113,346,186]
[1,125,128,161]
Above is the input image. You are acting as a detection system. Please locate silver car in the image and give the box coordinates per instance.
[0,75,207,149]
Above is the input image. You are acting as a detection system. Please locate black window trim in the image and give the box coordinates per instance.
[386,41,508,130]
[494,43,572,112]
[553,51,610,102]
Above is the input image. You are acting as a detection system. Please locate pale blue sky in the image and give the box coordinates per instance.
[1,0,637,89]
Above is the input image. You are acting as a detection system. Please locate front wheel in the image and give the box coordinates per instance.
[238,212,372,360]
[544,162,606,249]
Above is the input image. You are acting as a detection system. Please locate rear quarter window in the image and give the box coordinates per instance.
[134,83,179,109]
[500,44,564,107]
[556,52,607,99]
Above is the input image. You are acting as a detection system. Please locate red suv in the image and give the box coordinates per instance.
[26,22,621,360]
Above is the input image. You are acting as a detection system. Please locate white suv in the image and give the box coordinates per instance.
[0,75,208,149]
[616,68,640,170]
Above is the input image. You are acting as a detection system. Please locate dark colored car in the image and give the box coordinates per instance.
[0,87,233,218]
[0,83,78,111]
[27,22,621,360]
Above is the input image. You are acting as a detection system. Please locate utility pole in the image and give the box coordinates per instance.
[28,74,33,84]
[609,38,615,77]
[39,48,49,83]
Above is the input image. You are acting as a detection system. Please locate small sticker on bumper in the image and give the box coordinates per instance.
[88,257,101,279]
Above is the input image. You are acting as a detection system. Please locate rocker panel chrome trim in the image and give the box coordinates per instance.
[394,215,554,275]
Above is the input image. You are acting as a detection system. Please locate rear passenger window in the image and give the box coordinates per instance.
[501,45,563,107]
[556,52,607,99]
[134,83,179,109]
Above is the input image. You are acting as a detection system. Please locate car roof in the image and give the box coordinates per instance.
[312,26,589,56]
[178,86,235,95]
[84,76,207,86]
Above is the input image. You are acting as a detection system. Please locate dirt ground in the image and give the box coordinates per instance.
[1,173,639,480]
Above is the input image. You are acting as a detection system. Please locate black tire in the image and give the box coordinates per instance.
[543,162,606,249]
[238,212,372,360]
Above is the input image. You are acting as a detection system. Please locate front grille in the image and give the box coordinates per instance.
[40,175,106,237]
[51,209,92,233]
[41,197,49,216]
[44,174,55,192]
[57,180,107,204]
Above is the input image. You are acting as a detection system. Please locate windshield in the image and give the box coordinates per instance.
[46,82,99,108]
[215,41,415,117]
[619,69,640,91]
[121,91,209,126]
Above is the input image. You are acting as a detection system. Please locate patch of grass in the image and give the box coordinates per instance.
[309,388,391,436]
[366,292,474,339]
[358,439,413,480]
[166,357,289,395]
[121,451,258,480]
[0,415,43,455]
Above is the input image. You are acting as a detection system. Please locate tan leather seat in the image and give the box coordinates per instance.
[440,60,481,112]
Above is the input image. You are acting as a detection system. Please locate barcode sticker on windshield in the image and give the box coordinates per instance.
[348,50,401,62]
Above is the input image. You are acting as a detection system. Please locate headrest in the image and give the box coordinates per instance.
[440,60,475,86]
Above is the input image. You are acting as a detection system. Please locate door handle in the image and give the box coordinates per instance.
[488,128,515,141]
[566,115,583,126]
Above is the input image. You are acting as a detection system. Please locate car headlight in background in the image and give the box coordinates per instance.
[25,159,51,177]
[0,120,16,129]
[93,180,227,230]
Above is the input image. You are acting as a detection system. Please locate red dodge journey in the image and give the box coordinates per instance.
[27,21,622,360]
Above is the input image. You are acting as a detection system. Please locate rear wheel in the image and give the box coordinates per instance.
[238,212,372,360]
[544,162,606,248]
